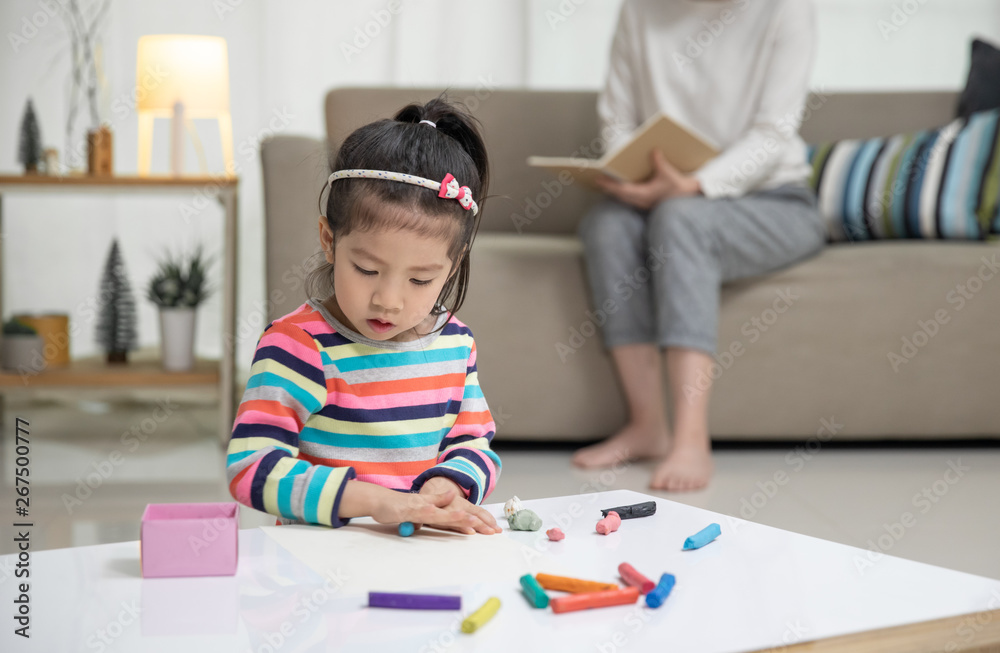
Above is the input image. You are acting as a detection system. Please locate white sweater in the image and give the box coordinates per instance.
[598,0,817,198]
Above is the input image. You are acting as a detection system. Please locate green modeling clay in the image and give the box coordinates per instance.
[508,509,542,531]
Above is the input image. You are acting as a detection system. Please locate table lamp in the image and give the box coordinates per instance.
[136,35,233,177]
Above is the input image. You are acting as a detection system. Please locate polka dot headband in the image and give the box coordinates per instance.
[319,169,479,217]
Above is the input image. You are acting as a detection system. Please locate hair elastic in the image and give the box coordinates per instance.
[319,169,479,217]
[419,119,437,128]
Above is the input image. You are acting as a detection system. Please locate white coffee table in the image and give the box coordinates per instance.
[3,489,998,652]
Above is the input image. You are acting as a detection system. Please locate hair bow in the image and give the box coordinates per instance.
[438,173,475,213]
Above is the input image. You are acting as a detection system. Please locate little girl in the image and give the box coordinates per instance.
[226,98,501,535]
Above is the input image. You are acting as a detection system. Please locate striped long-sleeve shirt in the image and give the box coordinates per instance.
[226,299,501,528]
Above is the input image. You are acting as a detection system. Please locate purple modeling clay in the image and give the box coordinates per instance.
[369,592,461,610]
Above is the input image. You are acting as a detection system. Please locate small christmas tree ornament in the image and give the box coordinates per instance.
[96,240,139,364]
[18,98,43,174]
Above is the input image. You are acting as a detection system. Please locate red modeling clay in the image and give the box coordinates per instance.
[596,510,621,535]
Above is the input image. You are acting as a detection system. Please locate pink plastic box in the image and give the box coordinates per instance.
[141,502,239,578]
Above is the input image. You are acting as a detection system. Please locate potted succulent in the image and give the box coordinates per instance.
[2,318,45,373]
[146,247,213,372]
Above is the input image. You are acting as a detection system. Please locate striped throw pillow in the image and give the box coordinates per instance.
[807,108,1000,241]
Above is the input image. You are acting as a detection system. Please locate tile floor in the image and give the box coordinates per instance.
[2,392,997,580]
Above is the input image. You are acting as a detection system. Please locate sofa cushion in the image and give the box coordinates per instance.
[324,88,965,239]
[325,88,603,236]
[459,233,626,439]
[710,241,1000,439]
[957,38,1000,118]
[459,235,1000,440]
[807,108,1000,241]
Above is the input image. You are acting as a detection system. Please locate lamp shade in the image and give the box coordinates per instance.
[136,35,230,117]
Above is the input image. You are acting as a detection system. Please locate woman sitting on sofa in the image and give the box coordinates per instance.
[572,0,826,490]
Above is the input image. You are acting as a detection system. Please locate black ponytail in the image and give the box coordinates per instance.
[307,95,490,321]
[395,98,490,201]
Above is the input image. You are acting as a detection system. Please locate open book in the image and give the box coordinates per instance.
[528,113,719,187]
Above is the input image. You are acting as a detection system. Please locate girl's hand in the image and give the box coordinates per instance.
[340,480,476,532]
[371,487,477,532]
[596,149,701,210]
[417,477,503,535]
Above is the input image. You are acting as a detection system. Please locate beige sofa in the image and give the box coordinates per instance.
[260,88,1000,441]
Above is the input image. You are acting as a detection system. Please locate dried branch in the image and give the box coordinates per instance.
[69,0,99,126]
[56,0,112,166]
[60,0,84,150]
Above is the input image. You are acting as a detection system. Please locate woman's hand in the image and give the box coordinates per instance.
[417,477,502,535]
[596,149,701,210]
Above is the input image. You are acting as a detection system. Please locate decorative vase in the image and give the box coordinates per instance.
[159,307,196,372]
[87,125,113,176]
[14,313,70,367]
[1,334,45,373]
[42,148,59,175]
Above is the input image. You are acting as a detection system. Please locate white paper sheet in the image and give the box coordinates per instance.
[261,519,571,596]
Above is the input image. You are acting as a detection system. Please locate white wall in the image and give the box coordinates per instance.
[811,0,1000,91]
[2,0,998,378]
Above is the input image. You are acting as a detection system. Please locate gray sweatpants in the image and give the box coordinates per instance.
[578,184,826,354]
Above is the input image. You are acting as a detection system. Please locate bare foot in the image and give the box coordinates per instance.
[649,440,713,492]
[572,423,670,469]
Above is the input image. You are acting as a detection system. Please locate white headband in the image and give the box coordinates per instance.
[319,169,479,217]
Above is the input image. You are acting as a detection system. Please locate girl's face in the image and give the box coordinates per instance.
[318,217,457,342]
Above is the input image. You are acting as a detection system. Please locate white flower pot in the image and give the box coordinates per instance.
[2,335,45,372]
[159,307,197,372]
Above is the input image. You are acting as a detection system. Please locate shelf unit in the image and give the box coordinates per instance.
[0,353,219,388]
[0,174,239,443]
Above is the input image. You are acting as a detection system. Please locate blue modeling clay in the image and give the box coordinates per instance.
[645,573,676,608]
[398,521,415,537]
[682,523,721,550]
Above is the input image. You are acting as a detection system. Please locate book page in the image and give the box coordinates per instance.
[524,157,622,187]
[528,113,717,186]
[603,113,719,179]
[261,520,572,596]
